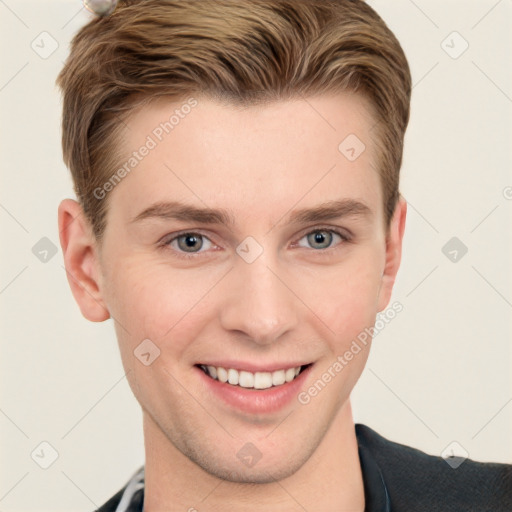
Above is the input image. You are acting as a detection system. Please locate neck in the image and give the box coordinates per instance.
[143,400,365,512]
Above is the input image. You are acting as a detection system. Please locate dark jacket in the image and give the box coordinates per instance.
[96,423,512,511]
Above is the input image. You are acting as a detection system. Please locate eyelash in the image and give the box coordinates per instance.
[159,226,352,260]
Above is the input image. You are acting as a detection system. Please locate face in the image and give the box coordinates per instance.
[62,93,405,483]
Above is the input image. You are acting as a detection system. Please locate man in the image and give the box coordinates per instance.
[56,0,512,510]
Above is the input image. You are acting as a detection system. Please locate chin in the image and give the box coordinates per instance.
[197,453,311,485]
[171,423,319,485]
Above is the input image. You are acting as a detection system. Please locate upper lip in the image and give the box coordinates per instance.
[196,361,313,373]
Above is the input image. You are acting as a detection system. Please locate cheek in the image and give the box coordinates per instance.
[297,248,384,342]
[105,257,222,351]
[108,260,222,403]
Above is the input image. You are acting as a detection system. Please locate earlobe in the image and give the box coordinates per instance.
[58,199,110,322]
[377,196,407,312]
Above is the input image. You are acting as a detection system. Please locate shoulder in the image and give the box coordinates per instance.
[94,486,125,512]
[355,423,512,512]
[94,466,145,512]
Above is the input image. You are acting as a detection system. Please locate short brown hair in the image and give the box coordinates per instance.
[57,0,411,241]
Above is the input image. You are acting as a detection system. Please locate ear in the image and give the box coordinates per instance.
[376,196,407,312]
[58,199,110,322]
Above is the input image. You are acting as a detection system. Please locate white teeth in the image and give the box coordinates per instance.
[201,365,304,389]
[238,371,254,388]
[272,370,286,386]
[227,368,239,385]
[285,368,296,382]
[217,367,228,383]
[254,372,273,389]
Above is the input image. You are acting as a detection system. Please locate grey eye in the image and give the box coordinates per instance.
[169,233,212,253]
[298,230,343,250]
[308,231,332,249]
[175,234,206,253]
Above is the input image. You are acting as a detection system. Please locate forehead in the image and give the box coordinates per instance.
[109,93,382,226]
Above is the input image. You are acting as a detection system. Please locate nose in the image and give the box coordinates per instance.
[218,255,299,346]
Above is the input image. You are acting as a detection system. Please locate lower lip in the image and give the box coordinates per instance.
[196,365,313,415]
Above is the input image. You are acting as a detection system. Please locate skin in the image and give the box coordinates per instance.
[58,93,406,511]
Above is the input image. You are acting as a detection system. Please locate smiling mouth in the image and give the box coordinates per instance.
[196,364,312,390]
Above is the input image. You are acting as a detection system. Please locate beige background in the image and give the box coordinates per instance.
[1,0,511,510]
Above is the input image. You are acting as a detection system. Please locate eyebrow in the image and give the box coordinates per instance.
[130,199,372,226]
[130,201,235,226]
[287,199,372,224]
